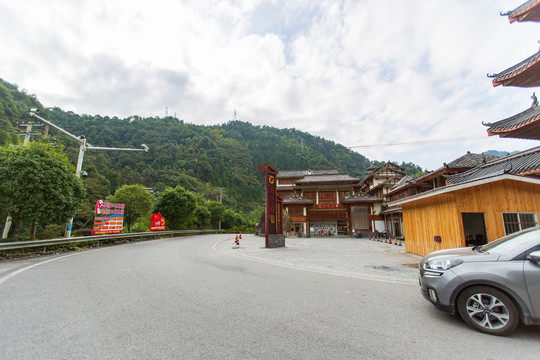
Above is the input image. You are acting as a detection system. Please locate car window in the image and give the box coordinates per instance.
[481,229,540,255]
[513,245,540,261]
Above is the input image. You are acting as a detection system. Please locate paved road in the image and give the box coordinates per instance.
[0,234,539,359]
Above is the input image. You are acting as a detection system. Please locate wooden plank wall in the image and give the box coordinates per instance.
[402,179,540,256]
[455,180,540,242]
[402,193,462,256]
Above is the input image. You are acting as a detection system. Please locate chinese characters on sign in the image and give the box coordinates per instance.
[257,162,282,248]
[150,213,166,231]
[92,200,125,235]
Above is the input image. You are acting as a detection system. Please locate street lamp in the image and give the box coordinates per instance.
[29,108,149,238]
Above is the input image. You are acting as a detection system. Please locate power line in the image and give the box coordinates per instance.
[347,136,488,149]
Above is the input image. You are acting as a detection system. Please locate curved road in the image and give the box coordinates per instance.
[1,234,539,359]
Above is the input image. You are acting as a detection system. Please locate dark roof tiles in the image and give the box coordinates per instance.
[277,169,339,178]
[445,147,540,185]
[485,103,540,139]
[489,50,540,87]
[504,0,540,23]
[296,174,361,184]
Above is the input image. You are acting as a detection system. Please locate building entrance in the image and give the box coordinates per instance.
[462,212,488,246]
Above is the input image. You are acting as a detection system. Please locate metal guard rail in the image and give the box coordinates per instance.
[0,230,224,251]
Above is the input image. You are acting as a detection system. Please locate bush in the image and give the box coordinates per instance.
[36,231,53,240]
[73,228,93,237]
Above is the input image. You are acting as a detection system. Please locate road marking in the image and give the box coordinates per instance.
[213,239,417,286]
[0,252,86,286]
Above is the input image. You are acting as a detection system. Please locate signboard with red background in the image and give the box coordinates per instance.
[92,200,125,235]
[150,213,166,231]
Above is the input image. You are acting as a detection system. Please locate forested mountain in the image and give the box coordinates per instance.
[1,77,423,214]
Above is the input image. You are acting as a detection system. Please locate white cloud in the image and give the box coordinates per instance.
[0,0,537,170]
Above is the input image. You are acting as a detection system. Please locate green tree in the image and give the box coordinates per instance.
[152,186,196,229]
[109,184,154,232]
[192,205,211,229]
[222,208,243,230]
[0,142,85,239]
[207,201,226,229]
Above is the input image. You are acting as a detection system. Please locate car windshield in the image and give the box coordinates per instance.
[480,228,540,255]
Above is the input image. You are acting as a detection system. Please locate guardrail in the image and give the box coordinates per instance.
[0,230,224,252]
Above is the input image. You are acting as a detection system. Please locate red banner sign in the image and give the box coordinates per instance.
[314,204,344,209]
[150,213,166,231]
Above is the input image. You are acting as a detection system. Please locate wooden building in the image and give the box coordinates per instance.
[277,169,380,237]
[389,147,540,256]
[381,152,498,238]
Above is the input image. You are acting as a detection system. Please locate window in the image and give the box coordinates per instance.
[502,212,538,235]
[351,206,369,230]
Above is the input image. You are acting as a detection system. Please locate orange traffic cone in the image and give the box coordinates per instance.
[239,232,242,240]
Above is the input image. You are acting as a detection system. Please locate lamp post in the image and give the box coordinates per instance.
[29,108,149,238]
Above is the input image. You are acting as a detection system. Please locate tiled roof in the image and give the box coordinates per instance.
[503,0,540,23]
[445,146,540,185]
[277,169,339,178]
[341,193,381,203]
[485,103,540,140]
[488,49,540,87]
[414,152,498,183]
[296,174,361,184]
[390,175,415,192]
[282,193,314,204]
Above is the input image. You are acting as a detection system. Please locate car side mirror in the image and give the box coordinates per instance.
[527,251,540,264]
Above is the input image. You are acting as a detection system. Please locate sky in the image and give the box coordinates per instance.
[1,0,539,171]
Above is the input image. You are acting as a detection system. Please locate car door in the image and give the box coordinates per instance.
[524,248,540,318]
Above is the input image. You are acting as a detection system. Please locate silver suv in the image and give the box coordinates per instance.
[419,226,540,336]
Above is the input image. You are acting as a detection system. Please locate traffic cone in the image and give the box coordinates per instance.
[377,236,380,242]
[394,238,398,245]
[239,232,242,240]
[388,237,392,244]
[235,235,239,246]
[369,235,371,240]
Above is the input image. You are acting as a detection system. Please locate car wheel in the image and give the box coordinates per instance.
[457,286,519,336]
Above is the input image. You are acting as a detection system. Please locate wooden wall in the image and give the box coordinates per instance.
[402,179,540,256]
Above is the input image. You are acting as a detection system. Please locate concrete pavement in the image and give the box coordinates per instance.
[215,234,423,284]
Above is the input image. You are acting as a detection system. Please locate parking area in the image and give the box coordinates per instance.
[215,234,422,284]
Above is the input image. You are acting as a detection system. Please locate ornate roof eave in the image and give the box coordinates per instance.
[342,193,382,203]
[502,0,540,23]
[488,49,540,87]
[483,95,540,140]
[282,192,314,205]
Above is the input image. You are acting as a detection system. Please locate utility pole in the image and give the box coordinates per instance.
[3,121,43,238]
[218,188,223,230]
[28,109,149,238]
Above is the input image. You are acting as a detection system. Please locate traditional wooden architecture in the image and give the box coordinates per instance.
[486,0,540,139]
[488,1,540,87]
[502,0,540,23]
[358,162,406,233]
[390,147,540,256]
[484,94,540,139]
[277,169,380,237]
[382,152,499,238]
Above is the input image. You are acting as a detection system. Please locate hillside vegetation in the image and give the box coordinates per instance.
[1,77,423,235]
